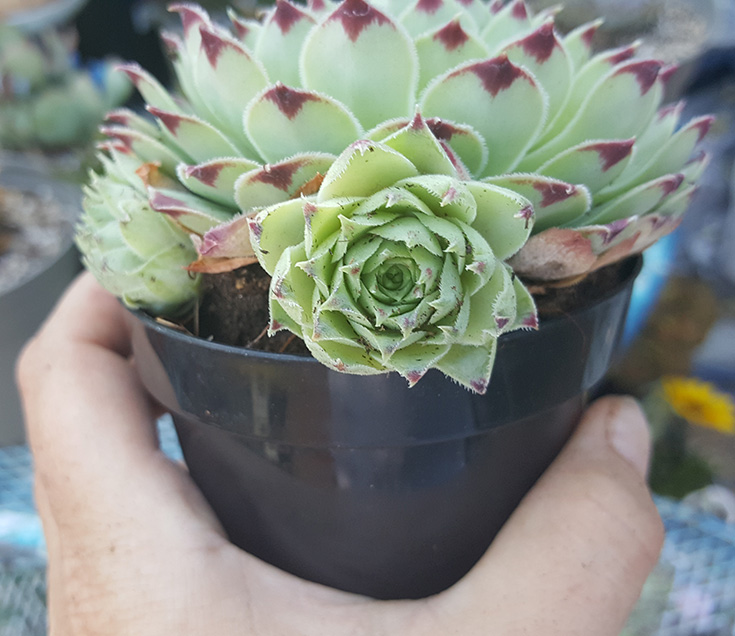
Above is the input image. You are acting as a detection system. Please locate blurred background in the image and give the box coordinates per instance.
[1,0,735,633]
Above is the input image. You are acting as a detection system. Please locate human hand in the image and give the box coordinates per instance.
[17,273,663,636]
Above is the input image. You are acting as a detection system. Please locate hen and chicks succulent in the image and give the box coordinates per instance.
[76,0,712,392]
[0,25,130,151]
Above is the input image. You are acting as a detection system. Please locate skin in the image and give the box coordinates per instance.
[17,273,664,636]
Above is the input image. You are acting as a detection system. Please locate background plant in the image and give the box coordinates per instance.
[646,376,735,498]
[0,24,130,152]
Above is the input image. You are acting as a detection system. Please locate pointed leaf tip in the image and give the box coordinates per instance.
[454,55,531,97]
[159,31,183,56]
[271,0,310,35]
[511,0,528,20]
[433,19,470,52]
[406,370,425,387]
[515,205,534,228]
[490,0,504,13]
[660,173,685,196]
[115,63,145,85]
[263,83,320,120]
[602,42,639,67]
[199,26,238,68]
[518,21,558,64]
[146,106,182,134]
[328,0,393,42]
[659,64,679,84]
[588,139,635,171]
[184,162,224,187]
[254,160,307,192]
[581,21,602,47]
[615,59,662,95]
[168,3,210,35]
[693,115,716,143]
[470,379,489,395]
[410,109,425,130]
[416,0,443,13]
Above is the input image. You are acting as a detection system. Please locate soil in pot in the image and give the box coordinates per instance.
[182,258,634,352]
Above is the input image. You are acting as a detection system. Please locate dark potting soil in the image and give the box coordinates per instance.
[193,259,631,355]
[197,265,310,356]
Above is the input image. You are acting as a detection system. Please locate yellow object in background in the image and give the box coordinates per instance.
[661,376,735,435]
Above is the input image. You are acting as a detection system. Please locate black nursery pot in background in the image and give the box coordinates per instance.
[129,257,641,600]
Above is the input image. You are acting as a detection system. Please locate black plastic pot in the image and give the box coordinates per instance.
[129,257,641,600]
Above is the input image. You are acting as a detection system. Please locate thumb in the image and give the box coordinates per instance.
[443,396,664,636]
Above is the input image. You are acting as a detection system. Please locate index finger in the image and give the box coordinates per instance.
[16,273,161,513]
[36,271,134,357]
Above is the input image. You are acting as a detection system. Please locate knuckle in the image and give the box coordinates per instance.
[565,465,664,568]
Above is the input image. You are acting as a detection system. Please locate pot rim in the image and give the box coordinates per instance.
[130,255,643,362]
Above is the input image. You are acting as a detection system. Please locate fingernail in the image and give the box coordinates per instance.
[606,396,651,479]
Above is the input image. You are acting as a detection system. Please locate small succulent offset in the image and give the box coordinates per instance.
[0,25,131,151]
[76,0,712,392]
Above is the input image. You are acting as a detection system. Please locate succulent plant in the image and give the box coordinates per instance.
[0,24,131,151]
[76,0,712,390]
[248,118,536,391]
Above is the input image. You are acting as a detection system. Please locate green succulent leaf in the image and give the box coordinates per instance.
[117,63,182,113]
[599,115,714,200]
[193,25,269,155]
[532,42,639,148]
[104,109,160,138]
[681,152,710,183]
[502,21,572,121]
[99,125,185,175]
[480,0,533,52]
[148,187,235,234]
[245,84,362,162]
[147,107,241,164]
[537,139,634,194]
[414,18,488,91]
[482,174,588,234]
[422,55,548,175]
[398,0,476,37]
[300,0,418,129]
[562,19,602,72]
[318,140,420,200]
[177,157,261,207]
[255,1,317,86]
[522,59,662,168]
[463,181,534,257]
[380,111,459,177]
[435,341,497,394]
[234,153,336,210]
[227,8,262,50]
[583,173,685,226]
[367,116,488,177]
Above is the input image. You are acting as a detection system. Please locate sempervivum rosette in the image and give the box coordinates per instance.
[246,117,536,393]
[76,0,712,317]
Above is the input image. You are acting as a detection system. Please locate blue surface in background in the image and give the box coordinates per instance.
[623,232,680,348]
